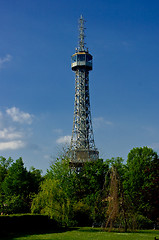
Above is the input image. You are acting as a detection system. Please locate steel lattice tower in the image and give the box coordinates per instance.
[69,15,99,166]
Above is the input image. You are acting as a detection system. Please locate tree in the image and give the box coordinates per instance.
[0,157,13,187]
[1,158,30,213]
[31,157,74,226]
[124,147,159,222]
[70,159,109,222]
[0,157,13,212]
[104,158,133,232]
[2,158,28,196]
[105,166,119,231]
[1,157,43,214]
[29,166,43,194]
[31,178,72,226]
[31,158,109,226]
[74,159,108,199]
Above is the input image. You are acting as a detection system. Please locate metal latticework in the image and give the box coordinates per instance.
[78,15,85,51]
[69,16,99,166]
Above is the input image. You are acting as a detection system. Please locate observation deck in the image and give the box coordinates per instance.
[71,51,93,71]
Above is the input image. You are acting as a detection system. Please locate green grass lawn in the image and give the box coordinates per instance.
[7,228,159,240]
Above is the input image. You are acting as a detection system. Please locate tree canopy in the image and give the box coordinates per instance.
[0,146,158,230]
[124,147,159,221]
[0,157,43,214]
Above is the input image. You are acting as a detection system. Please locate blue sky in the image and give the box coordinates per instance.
[0,0,159,173]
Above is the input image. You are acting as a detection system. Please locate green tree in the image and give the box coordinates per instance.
[31,158,109,226]
[0,157,13,186]
[2,158,30,213]
[0,157,13,212]
[124,146,159,221]
[74,159,109,222]
[2,158,29,196]
[1,157,42,214]
[31,157,74,226]
[29,166,43,194]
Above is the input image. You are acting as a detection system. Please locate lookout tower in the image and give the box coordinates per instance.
[69,15,99,167]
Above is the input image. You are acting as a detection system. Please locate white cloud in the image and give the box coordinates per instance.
[56,135,71,144]
[0,140,25,150]
[0,127,23,140]
[0,54,12,69]
[0,107,34,151]
[93,117,113,129]
[6,107,33,124]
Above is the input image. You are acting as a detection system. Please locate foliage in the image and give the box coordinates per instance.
[104,160,134,232]
[73,159,109,223]
[2,158,29,197]
[0,156,43,214]
[0,157,13,190]
[134,214,153,229]
[29,166,43,194]
[31,178,72,226]
[124,147,159,221]
[72,201,92,226]
[31,150,159,229]
[31,158,74,226]
[31,158,108,226]
[0,146,159,230]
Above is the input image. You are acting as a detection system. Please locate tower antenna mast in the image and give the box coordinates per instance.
[78,15,86,52]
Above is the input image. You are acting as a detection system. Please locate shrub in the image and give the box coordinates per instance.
[135,214,153,229]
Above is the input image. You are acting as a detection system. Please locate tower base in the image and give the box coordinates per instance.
[69,149,99,167]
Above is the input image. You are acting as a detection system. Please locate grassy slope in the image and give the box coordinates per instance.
[10,228,159,240]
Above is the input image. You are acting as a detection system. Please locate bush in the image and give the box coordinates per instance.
[135,214,153,229]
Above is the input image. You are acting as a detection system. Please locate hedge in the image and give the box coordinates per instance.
[0,214,59,236]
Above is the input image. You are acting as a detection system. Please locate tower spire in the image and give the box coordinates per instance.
[78,15,86,52]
